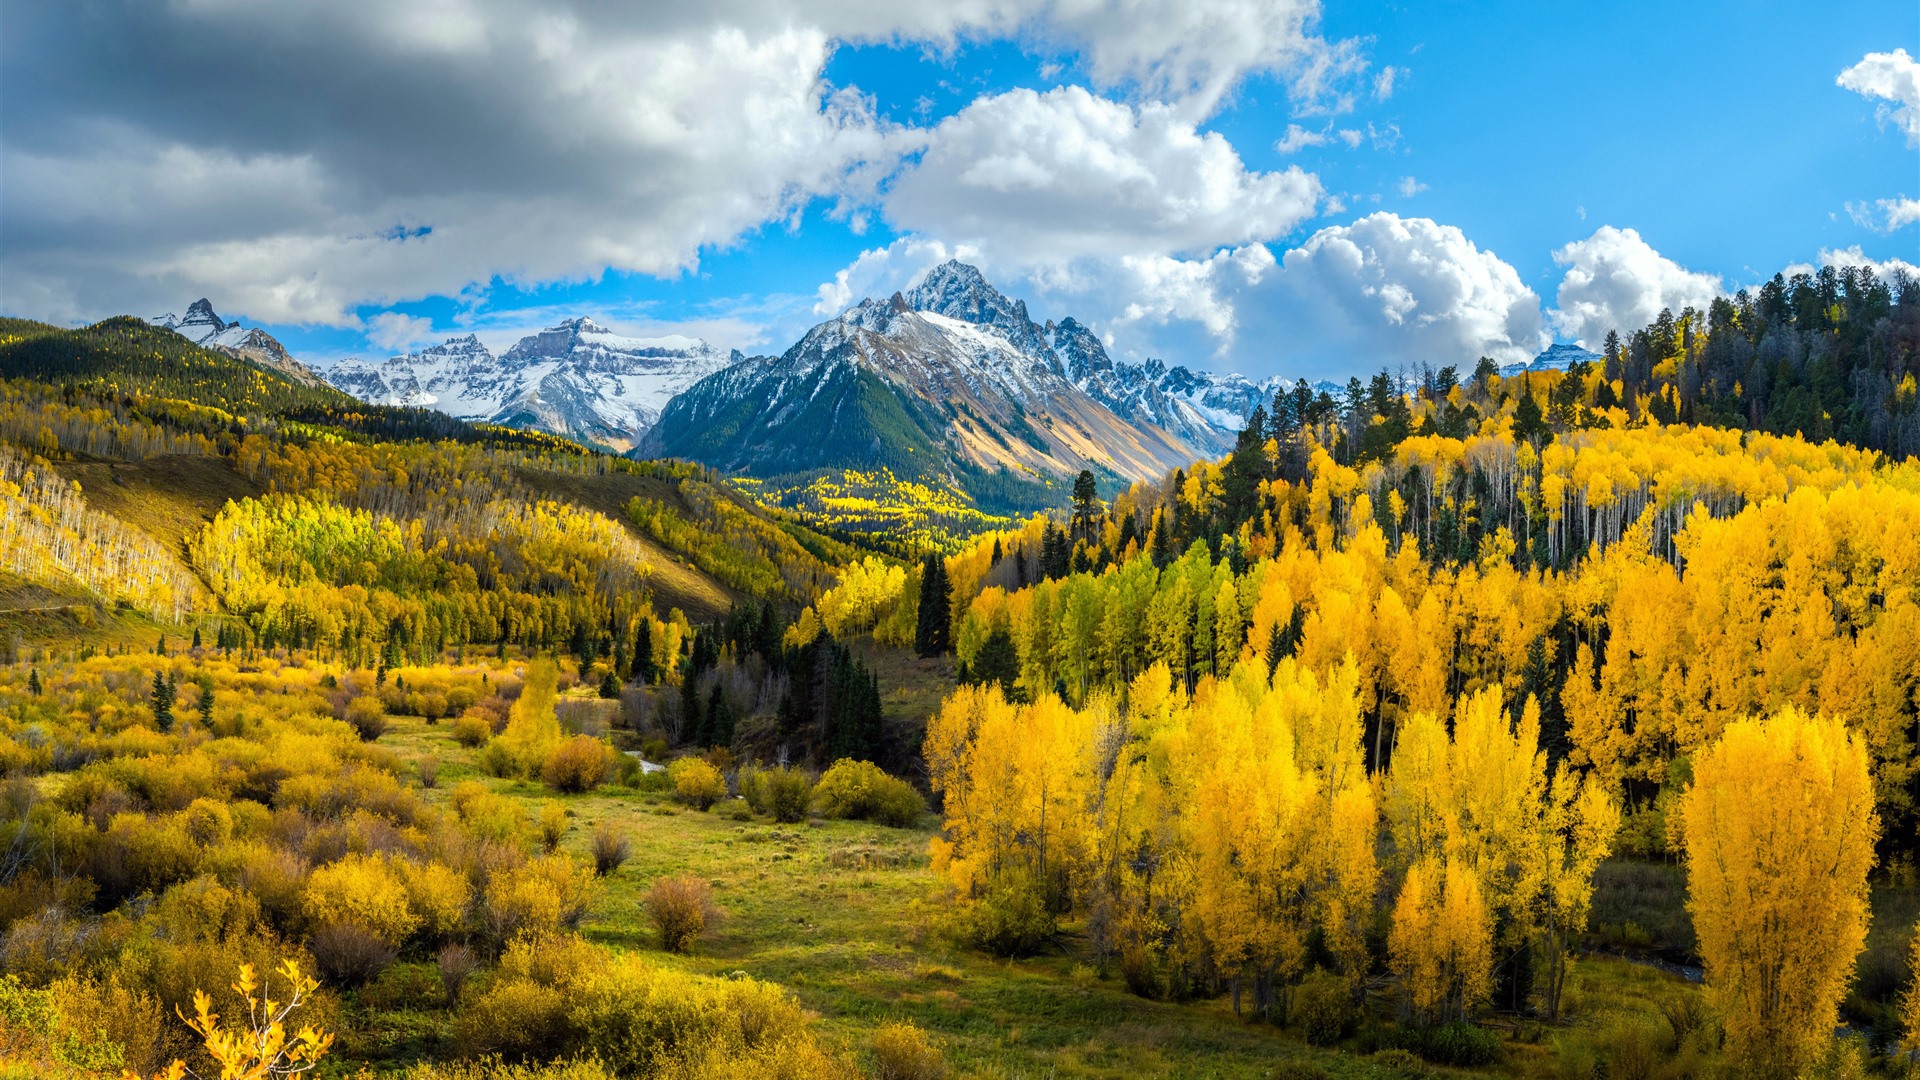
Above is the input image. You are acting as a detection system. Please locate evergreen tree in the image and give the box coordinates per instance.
[191,627,202,651]
[633,619,655,685]
[151,670,176,732]
[1513,375,1550,445]
[598,671,621,699]
[915,554,951,657]
[1071,470,1101,541]
[1222,404,1268,525]
[26,669,40,696]
[681,667,704,745]
[707,684,734,748]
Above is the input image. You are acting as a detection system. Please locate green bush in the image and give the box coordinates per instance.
[960,874,1052,958]
[1361,1021,1500,1068]
[811,759,924,828]
[742,764,813,823]
[1291,969,1357,1046]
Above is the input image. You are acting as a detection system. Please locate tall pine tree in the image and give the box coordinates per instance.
[915,555,951,657]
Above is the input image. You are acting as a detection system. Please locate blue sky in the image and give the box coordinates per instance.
[2,0,1914,380]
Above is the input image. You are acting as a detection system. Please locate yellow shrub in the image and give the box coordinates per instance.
[870,1021,946,1080]
[670,758,726,810]
[452,781,526,846]
[811,760,924,828]
[542,735,614,793]
[482,856,599,942]
[451,712,492,748]
[646,874,718,953]
[570,953,811,1076]
[394,859,471,942]
[180,798,233,847]
[454,978,570,1061]
[153,875,262,944]
[303,853,419,943]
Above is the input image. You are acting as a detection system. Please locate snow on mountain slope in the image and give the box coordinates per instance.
[643,262,1246,487]
[149,299,325,387]
[321,319,738,449]
[1502,341,1603,376]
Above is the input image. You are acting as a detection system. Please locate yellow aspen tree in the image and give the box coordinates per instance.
[1681,708,1878,1079]
[1530,766,1622,1019]
[1383,709,1453,867]
[1182,678,1310,1017]
[1389,857,1493,1025]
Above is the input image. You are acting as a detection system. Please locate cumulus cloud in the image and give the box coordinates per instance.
[1549,226,1723,346]
[1248,213,1547,371]
[0,0,1376,335]
[1,5,912,327]
[814,213,1545,378]
[1396,176,1427,197]
[884,86,1321,262]
[1838,47,1920,146]
[812,236,985,315]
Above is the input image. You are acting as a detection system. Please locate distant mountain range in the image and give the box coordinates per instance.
[322,320,738,451]
[150,268,1594,498]
[150,300,325,387]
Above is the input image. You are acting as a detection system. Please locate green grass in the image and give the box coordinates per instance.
[370,703,1710,1080]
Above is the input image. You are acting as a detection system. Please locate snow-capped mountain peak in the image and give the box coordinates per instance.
[321,319,738,449]
[148,299,323,386]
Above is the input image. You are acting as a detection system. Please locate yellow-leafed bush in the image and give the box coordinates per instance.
[670,758,726,810]
[812,760,924,828]
[542,735,613,793]
[303,853,419,944]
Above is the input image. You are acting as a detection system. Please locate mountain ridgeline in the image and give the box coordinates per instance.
[640,261,1289,509]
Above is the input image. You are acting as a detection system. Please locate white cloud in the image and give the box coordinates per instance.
[1838,47,1920,146]
[2,10,907,327]
[884,86,1321,263]
[1275,123,1328,154]
[1847,195,1920,233]
[1252,213,1547,371]
[1110,245,1277,340]
[1373,65,1399,100]
[1549,226,1722,346]
[813,213,1545,379]
[1804,245,1920,283]
[1027,0,1360,117]
[1396,176,1427,197]
[366,312,437,351]
[1,0,1368,332]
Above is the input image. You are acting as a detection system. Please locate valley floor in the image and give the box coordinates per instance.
[362,707,1708,1080]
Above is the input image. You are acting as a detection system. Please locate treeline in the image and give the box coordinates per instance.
[0,317,348,418]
